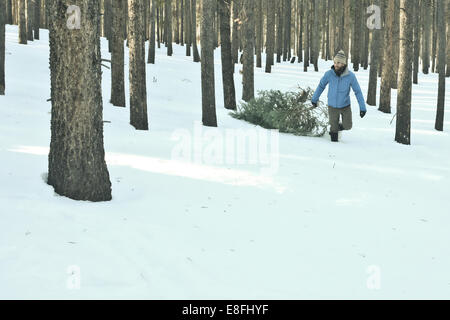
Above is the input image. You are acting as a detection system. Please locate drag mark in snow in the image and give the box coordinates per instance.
[8,146,286,193]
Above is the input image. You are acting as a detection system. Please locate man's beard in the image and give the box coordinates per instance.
[334,65,346,76]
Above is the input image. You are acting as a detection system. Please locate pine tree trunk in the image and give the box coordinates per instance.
[148,0,156,63]
[413,0,420,84]
[201,0,217,126]
[391,0,399,88]
[446,0,450,77]
[312,0,318,71]
[431,0,437,73]
[265,0,275,72]
[33,0,40,39]
[175,0,180,43]
[166,0,173,55]
[303,0,309,71]
[283,0,291,61]
[26,0,33,40]
[0,0,5,95]
[128,0,149,130]
[111,0,126,107]
[422,0,431,74]
[231,0,240,64]
[352,0,361,71]
[242,0,255,101]
[256,0,262,67]
[185,0,191,55]
[191,0,200,62]
[298,0,303,63]
[19,0,27,44]
[378,0,395,113]
[181,0,184,44]
[395,0,413,145]
[276,0,283,63]
[343,0,350,58]
[435,0,446,130]
[6,0,12,24]
[367,0,381,106]
[219,0,236,110]
[47,0,112,201]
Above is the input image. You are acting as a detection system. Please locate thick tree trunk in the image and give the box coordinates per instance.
[201,0,217,126]
[283,0,291,61]
[175,0,180,43]
[19,0,27,44]
[128,0,149,130]
[0,0,5,95]
[367,0,381,106]
[219,0,236,110]
[395,0,413,145]
[265,0,275,72]
[242,0,255,101]
[446,0,450,77]
[148,0,156,63]
[191,0,200,62]
[111,0,126,107]
[343,0,350,58]
[378,0,395,113]
[435,0,446,130]
[391,0,399,88]
[47,0,112,201]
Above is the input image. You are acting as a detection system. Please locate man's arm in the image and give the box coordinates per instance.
[350,74,367,112]
[311,72,330,104]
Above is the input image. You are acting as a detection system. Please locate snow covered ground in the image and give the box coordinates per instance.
[1,25,449,299]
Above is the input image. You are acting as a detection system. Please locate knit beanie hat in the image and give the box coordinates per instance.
[334,50,347,64]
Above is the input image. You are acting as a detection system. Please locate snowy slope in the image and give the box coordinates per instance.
[1,25,450,299]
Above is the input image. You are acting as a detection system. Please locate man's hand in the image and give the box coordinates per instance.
[360,110,366,118]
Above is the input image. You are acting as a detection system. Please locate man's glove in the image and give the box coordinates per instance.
[311,102,317,108]
[360,110,366,118]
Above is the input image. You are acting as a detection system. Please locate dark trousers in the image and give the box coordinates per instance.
[328,105,352,133]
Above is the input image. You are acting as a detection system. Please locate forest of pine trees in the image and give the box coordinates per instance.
[0,0,447,201]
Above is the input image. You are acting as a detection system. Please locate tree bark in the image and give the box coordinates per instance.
[352,0,361,71]
[435,0,446,130]
[128,0,149,130]
[303,0,309,71]
[265,0,275,72]
[422,0,431,74]
[19,0,27,44]
[378,0,395,113]
[231,0,240,65]
[413,0,420,84]
[26,0,33,40]
[242,0,255,101]
[256,0,262,67]
[276,0,283,63]
[0,0,5,95]
[191,0,200,61]
[166,0,173,55]
[47,0,112,201]
[185,0,191,55]
[395,0,413,144]
[367,0,381,106]
[201,0,217,126]
[219,0,236,110]
[148,0,156,63]
[33,0,40,39]
[111,0,126,107]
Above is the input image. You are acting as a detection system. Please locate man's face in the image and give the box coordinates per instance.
[334,61,345,70]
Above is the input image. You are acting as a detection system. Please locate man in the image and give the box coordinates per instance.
[311,50,367,142]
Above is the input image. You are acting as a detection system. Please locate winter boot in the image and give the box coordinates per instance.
[329,132,338,142]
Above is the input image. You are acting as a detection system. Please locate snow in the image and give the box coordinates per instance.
[1,25,449,299]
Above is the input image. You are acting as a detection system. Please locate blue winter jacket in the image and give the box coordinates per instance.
[311,66,367,112]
